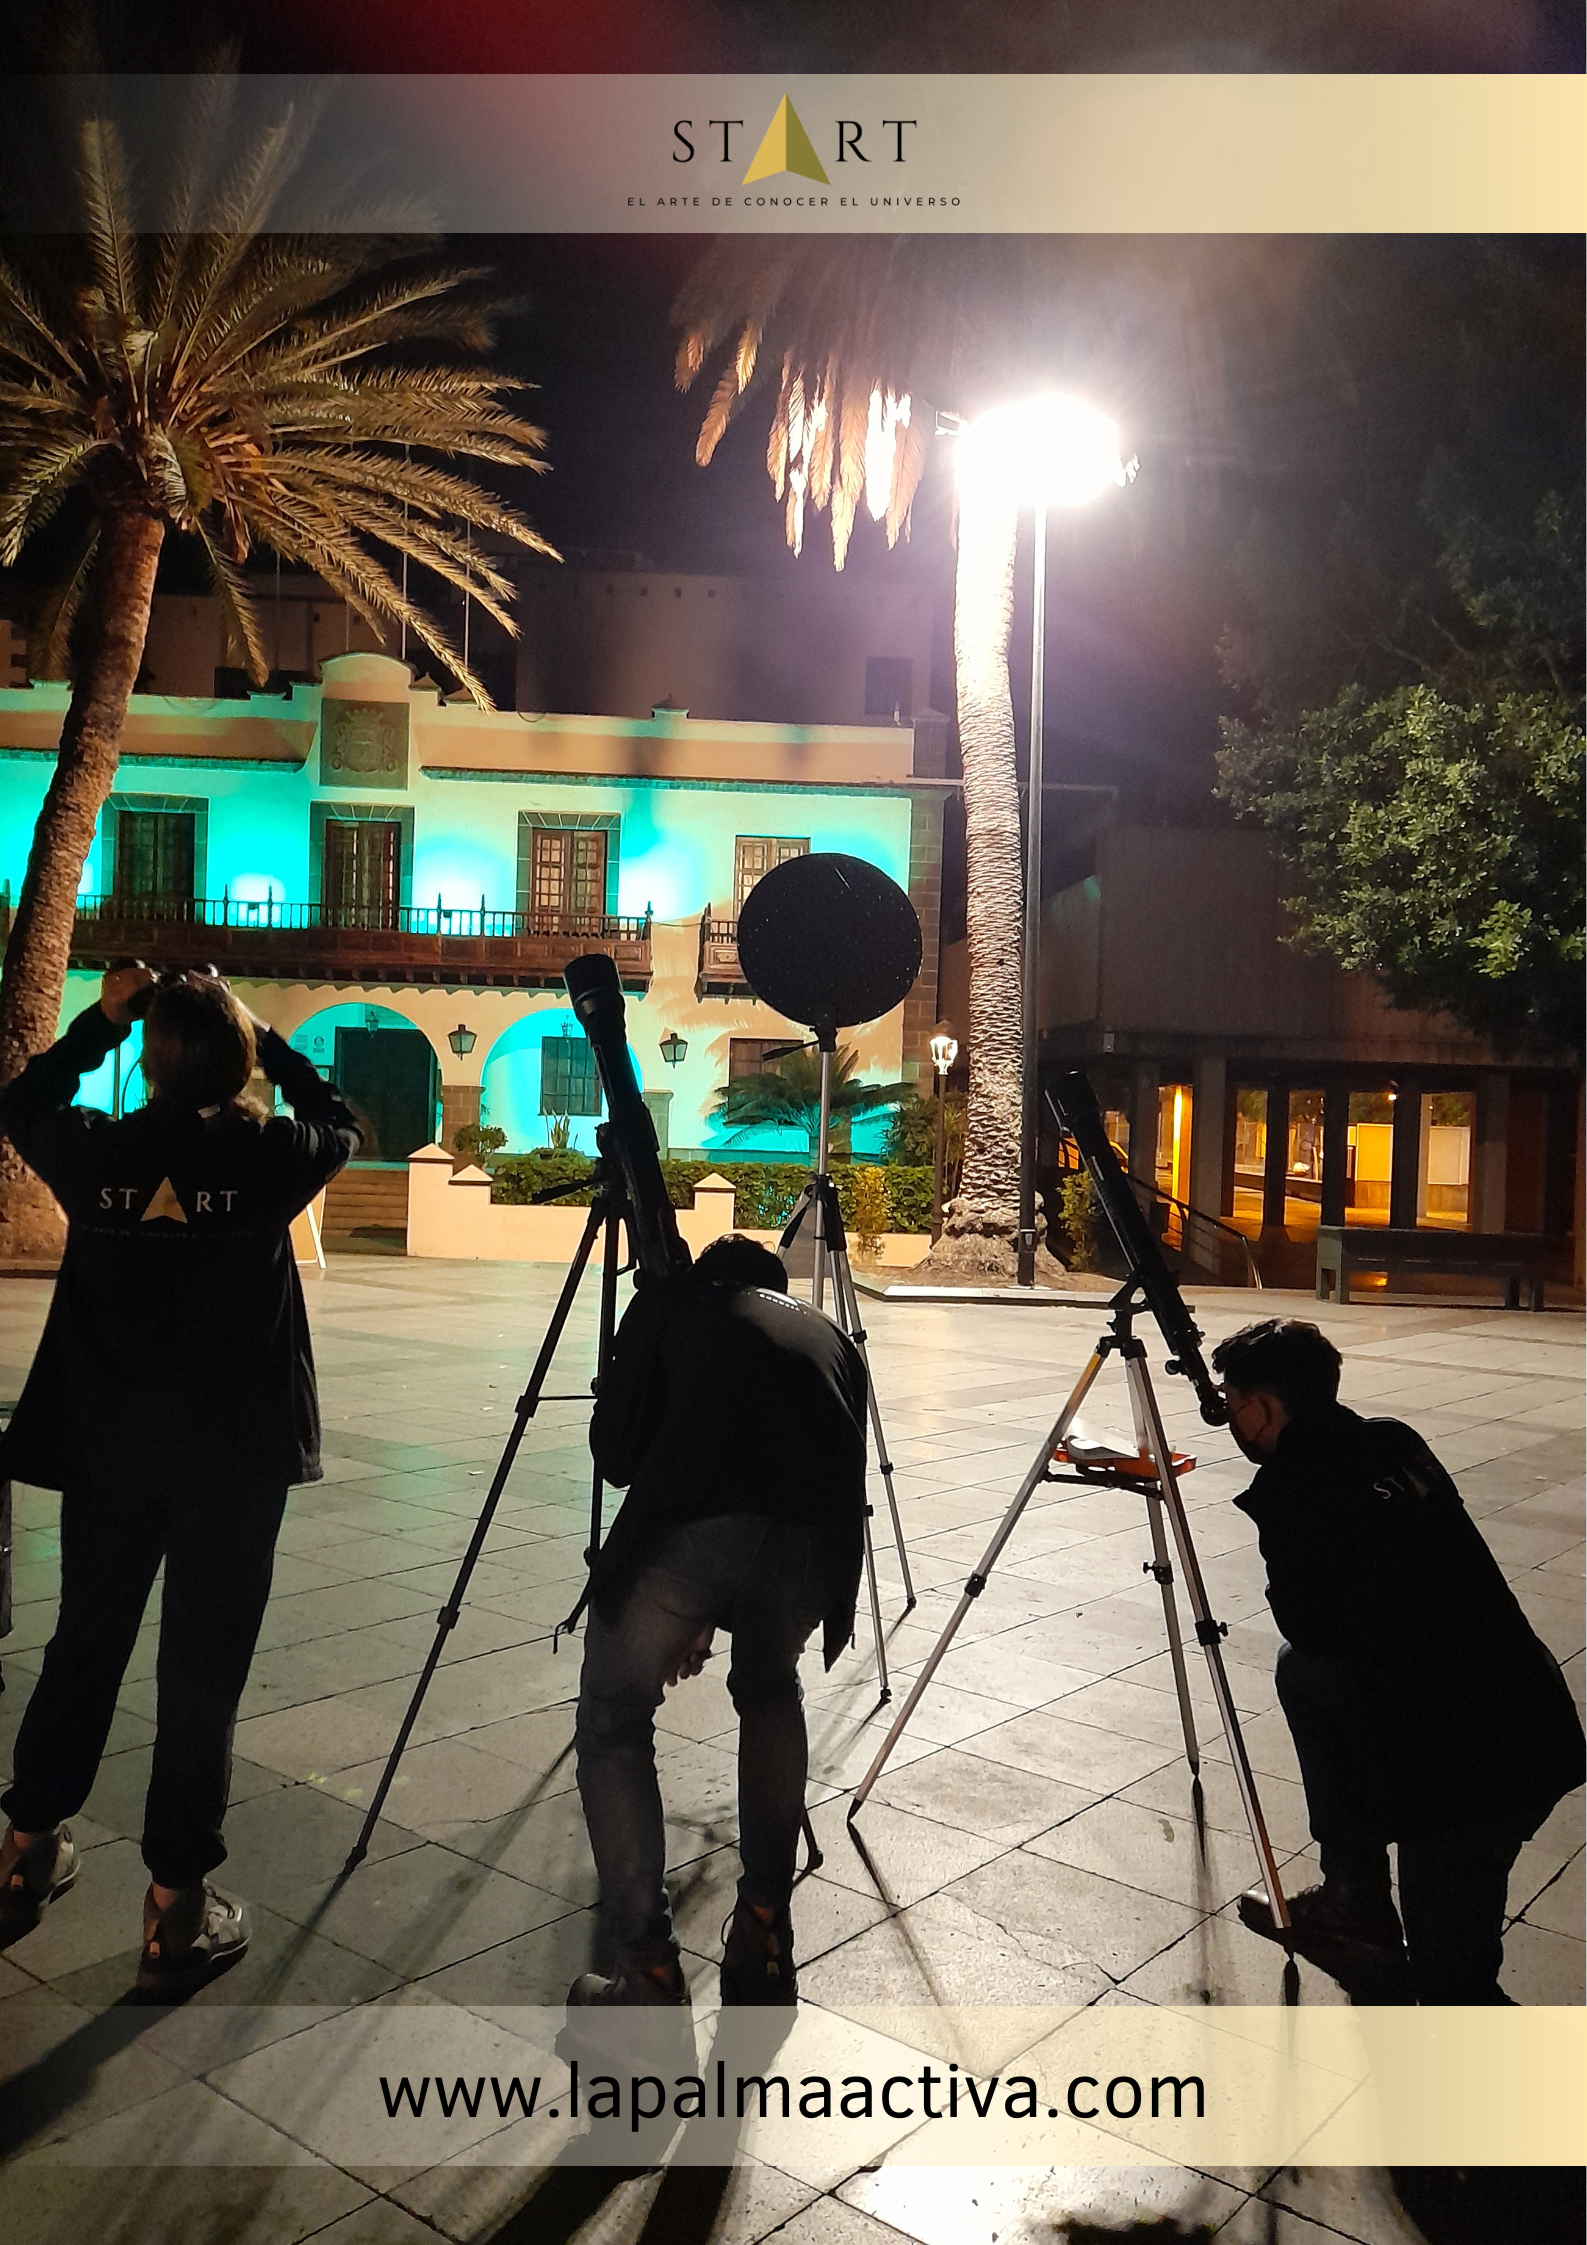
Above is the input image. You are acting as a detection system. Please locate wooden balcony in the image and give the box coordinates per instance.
[696,911,749,998]
[3,894,654,992]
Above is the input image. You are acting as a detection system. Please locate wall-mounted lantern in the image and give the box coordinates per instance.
[659,1029,688,1068]
[447,1022,477,1057]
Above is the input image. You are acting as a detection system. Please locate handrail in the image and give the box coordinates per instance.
[1127,1170,1263,1288]
[62,894,653,943]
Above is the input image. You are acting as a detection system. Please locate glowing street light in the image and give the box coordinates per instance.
[955,394,1131,1285]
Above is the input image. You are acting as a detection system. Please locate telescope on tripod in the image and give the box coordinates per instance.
[849,1068,1292,1945]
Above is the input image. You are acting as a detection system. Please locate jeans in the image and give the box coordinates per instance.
[4,1478,288,1889]
[576,1513,834,1971]
[1275,1641,1522,2003]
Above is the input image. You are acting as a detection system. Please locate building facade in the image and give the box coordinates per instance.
[1022,823,1582,1283]
[0,654,948,1174]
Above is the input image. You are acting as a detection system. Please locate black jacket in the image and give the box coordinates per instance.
[0,1002,359,1494]
[587,1273,869,1667]
[1235,1402,1585,1840]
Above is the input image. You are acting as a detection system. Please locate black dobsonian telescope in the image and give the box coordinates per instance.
[563,952,690,1282]
[1048,1069,1229,1428]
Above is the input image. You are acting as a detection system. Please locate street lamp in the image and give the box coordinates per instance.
[929,1019,958,1243]
[956,394,1131,1285]
[446,1022,476,1057]
[659,1029,688,1067]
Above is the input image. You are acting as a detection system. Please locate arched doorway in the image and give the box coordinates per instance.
[479,1005,643,1157]
[290,1001,440,1160]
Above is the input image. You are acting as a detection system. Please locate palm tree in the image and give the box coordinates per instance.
[673,236,1253,1273]
[0,69,555,1254]
[708,1042,906,1158]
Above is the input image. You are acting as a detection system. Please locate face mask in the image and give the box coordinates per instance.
[1230,1423,1268,1466]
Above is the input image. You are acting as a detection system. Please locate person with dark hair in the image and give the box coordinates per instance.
[0,966,360,1991]
[568,1233,867,2012]
[1211,1317,1584,2003]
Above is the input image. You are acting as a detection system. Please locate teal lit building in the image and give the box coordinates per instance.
[0,654,948,1176]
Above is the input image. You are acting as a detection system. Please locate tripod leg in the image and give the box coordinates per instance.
[1123,1356,1201,1777]
[582,1199,626,1575]
[343,1200,609,1874]
[850,1351,1106,1816]
[799,1808,825,1875]
[1132,1363,1290,1939]
[860,1504,890,1702]
[830,1246,915,1609]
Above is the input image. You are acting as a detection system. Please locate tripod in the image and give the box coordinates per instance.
[344,1153,632,1873]
[777,1037,916,1702]
[848,1277,1291,1941]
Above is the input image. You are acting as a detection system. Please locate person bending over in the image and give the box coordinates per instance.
[1213,1317,1584,2004]
[0,967,359,1993]
[571,1234,867,2012]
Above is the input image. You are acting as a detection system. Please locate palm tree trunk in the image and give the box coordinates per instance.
[924,480,1028,1275]
[0,508,165,1259]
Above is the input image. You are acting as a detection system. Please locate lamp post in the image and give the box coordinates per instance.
[929,1019,958,1242]
[954,394,1132,1286]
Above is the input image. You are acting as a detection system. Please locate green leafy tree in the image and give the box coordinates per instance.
[1219,489,1584,1054]
[707,1042,906,1157]
[1219,684,1583,1052]
[0,65,554,1252]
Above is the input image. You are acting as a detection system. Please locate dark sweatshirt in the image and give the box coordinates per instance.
[587,1272,869,1666]
[0,1002,360,1494]
[1235,1401,1585,1839]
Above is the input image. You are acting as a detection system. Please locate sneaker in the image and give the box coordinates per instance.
[566,1958,690,2008]
[0,1824,79,1943]
[136,1881,250,1995]
[720,1901,798,2007]
[1239,1880,1404,1953]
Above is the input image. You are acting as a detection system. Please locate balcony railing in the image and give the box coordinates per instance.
[0,891,654,991]
[696,911,748,997]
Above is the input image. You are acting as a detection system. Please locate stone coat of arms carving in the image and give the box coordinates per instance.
[320,699,409,787]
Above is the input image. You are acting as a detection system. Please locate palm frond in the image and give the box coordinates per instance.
[26,517,99,680]
[73,111,139,329]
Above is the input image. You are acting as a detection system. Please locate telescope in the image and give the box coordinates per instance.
[1048,1070,1228,1427]
[562,953,690,1283]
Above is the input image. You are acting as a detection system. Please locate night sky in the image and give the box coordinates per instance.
[5,3,1581,864]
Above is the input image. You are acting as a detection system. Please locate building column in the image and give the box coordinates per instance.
[1262,1083,1291,1231]
[1470,1072,1510,1234]
[440,1082,481,1157]
[1389,1071,1424,1230]
[1127,1062,1160,1197]
[1320,1084,1350,1229]
[1189,1054,1228,1219]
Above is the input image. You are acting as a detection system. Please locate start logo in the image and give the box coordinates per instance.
[671,97,917,186]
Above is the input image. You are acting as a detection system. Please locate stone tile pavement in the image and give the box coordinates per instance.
[0,1261,1581,2243]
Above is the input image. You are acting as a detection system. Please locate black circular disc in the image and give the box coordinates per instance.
[736,853,922,1035]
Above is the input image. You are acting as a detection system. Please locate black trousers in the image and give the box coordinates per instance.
[1276,1642,1522,2004]
[3,1477,287,1890]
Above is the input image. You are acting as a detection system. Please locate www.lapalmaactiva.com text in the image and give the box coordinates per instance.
[378,2059,1206,2132]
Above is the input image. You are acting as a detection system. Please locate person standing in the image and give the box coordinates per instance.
[0,967,359,1992]
[1213,1316,1584,2003]
[570,1235,868,2011]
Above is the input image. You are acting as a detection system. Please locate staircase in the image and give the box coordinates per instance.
[323,1162,409,1251]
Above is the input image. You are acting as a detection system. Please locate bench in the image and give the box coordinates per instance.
[1315,1226,1553,1311]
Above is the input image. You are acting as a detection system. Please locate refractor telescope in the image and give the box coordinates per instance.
[562,954,690,1283]
[1048,1070,1229,1427]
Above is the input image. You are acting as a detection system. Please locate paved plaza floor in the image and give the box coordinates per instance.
[0,1259,1582,2243]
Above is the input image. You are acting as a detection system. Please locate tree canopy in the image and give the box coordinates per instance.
[1218,487,1585,1054]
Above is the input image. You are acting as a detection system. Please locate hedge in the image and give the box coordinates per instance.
[487,1153,936,1233]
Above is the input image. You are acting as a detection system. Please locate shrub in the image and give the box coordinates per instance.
[487,1154,937,1232]
[1055,1170,1099,1271]
[453,1121,506,1162]
[850,1165,890,1255]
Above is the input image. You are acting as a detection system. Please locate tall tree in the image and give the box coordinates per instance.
[0,66,554,1254]
[673,237,1225,1272]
